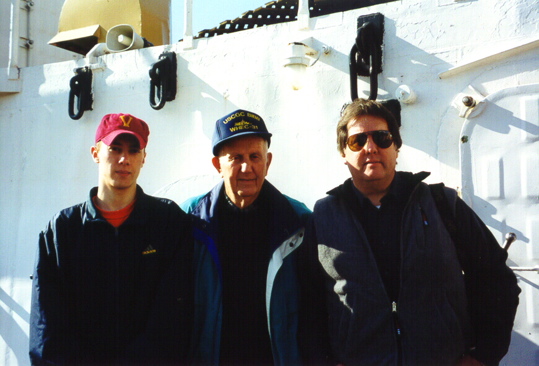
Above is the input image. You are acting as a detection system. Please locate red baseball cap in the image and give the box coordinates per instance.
[95,113,150,149]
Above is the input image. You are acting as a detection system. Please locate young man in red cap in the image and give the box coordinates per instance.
[29,113,193,365]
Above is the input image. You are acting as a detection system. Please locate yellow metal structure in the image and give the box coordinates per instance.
[49,0,170,54]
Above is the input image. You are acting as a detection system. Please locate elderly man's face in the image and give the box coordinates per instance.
[212,135,272,208]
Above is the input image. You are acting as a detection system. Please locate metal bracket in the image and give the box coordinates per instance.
[68,67,93,120]
[350,13,384,100]
[452,85,486,119]
[149,52,177,110]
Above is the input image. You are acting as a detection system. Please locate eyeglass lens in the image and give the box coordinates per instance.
[347,130,393,151]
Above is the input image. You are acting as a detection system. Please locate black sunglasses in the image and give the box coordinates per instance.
[347,130,393,151]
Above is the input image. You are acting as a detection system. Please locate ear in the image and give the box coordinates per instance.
[266,152,273,172]
[141,150,146,166]
[212,156,222,175]
[91,146,99,163]
[342,152,351,165]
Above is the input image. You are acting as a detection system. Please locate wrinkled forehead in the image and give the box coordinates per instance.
[218,135,269,155]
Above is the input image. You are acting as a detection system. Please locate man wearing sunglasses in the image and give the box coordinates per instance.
[305,99,520,366]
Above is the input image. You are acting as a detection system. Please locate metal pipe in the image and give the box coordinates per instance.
[509,266,539,273]
[297,0,310,29]
[24,0,33,66]
[184,0,193,39]
[298,0,309,18]
[7,0,21,79]
[183,0,194,49]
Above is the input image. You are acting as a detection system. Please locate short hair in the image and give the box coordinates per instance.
[337,98,402,155]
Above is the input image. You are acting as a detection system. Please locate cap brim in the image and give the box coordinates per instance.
[100,130,146,149]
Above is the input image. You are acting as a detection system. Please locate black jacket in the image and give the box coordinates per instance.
[307,172,520,366]
[29,185,193,365]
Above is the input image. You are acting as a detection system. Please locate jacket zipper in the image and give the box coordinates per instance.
[392,301,401,336]
[114,226,121,358]
[420,207,429,227]
[395,184,428,366]
[392,301,403,365]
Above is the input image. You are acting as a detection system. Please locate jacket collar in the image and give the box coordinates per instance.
[193,179,303,251]
[328,171,431,205]
[86,185,148,224]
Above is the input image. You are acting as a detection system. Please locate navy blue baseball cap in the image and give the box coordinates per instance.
[212,109,272,156]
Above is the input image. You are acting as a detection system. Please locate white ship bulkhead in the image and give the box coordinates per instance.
[0,0,538,364]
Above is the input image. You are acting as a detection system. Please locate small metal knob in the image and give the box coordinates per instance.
[462,96,476,107]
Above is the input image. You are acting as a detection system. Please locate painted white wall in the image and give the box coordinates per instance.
[1,0,538,364]
[0,0,80,69]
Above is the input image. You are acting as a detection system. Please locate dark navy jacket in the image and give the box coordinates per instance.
[310,172,520,366]
[182,180,311,365]
[29,185,193,365]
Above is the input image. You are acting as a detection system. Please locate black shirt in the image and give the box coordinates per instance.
[349,173,417,302]
[217,188,274,366]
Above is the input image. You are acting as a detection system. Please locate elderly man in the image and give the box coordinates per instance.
[30,113,193,365]
[182,109,310,365]
[307,99,520,366]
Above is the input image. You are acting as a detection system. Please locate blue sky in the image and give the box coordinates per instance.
[170,0,268,42]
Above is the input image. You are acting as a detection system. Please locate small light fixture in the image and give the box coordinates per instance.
[283,41,329,90]
[395,85,417,104]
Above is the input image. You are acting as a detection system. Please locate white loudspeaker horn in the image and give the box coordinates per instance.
[106,24,145,52]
